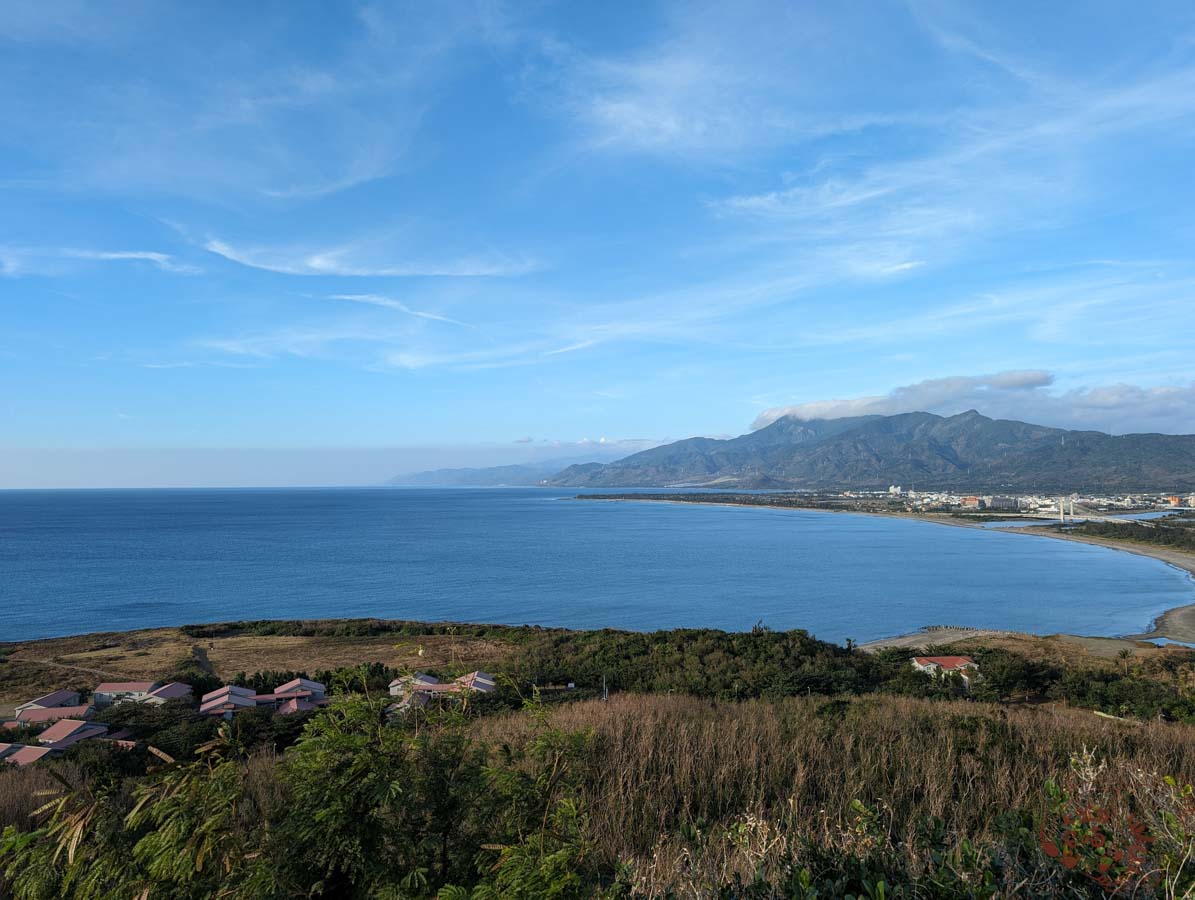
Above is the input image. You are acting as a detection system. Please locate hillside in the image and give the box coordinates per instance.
[547,410,1195,491]
[3,618,1195,897]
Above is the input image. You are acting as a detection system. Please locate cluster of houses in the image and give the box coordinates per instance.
[0,681,192,767]
[388,670,497,713]
[2,669,502,766]
[200,677,331,720]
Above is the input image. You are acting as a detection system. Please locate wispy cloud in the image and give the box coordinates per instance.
[0,246,198,276]
[204,238,536,278]
[708,54,1195,278]
[383,342,558,371]
[522,1,943,157]
[331,294,473,327]
[61,249,200,274]
[753,371,1195,436]
[782,270,1195,350]
[0,5,516,201]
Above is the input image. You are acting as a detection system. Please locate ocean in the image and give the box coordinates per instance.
[1,487,1192,643]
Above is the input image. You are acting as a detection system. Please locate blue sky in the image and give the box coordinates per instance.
[2,1,1195,486]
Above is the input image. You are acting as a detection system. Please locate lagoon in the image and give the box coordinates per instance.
[1,487,1192,643]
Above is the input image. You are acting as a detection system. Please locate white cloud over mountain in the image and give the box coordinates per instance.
[753,371,1195,436]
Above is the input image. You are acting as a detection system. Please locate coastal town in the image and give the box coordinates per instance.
[870,487,1195,517]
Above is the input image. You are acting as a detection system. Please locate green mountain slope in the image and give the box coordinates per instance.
[547,411,1195,491]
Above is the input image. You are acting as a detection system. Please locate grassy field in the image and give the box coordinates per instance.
[4,617,1193,716]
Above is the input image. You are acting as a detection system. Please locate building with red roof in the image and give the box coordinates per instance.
[911,656,980,687]
[200,680,328,719]
[388,671,497,714]
[143,682,193,705]
[274,677,326,699]
[199,685,258,718]
[15,690,81,714]
[93,682,159,707]
[37,718,109,750]
[15,704,95,725]
[3,745,55,767]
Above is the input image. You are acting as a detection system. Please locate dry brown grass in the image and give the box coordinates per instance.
[474,693,1195,870]
[946,631,1182,664]
[0,759,88,831]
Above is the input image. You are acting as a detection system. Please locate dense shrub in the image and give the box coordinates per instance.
[3,693,1194,898]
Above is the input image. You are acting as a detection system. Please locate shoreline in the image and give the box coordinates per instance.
[576,495,1195,644]
[990,526,1195,643]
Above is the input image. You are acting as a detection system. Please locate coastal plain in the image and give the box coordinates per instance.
[3,616,1191,719]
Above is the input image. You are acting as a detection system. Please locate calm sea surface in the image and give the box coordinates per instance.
[1,487,1192,643]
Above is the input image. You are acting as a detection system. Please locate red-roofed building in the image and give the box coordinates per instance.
[201,684,256,704]
[15,690,81,714]
[274,677,326,699]
[4,745,55,767]
[388,673,440,697]
[199,681,327,719]
[93,682,159,707]
[143,682,193,705]
[37,719,109,750]
[911,656,980,687]
[388,671,498,714]
[455,671,497,693]
[199,685,259,719]
[276,697,319,715]
[15,704,95,725]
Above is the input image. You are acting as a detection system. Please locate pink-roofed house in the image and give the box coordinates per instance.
[274,677,326,699]
[16,704,95,725]
[201,684,256,704]
[93,682,159,707]
[387,670,498,714]
[455,671,497,693]
[0,743,23,761]
[199,685,259,719]
[4,745,55,767]
[37,719,109,750]
[15,690,81,715]
[389,673,440,697]
[143,682,193,705]
[199,682,329,720]
[276,697,320,715]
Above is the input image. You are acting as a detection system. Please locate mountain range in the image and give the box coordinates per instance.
[544,411,1195,492]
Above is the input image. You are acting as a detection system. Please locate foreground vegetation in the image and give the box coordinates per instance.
[3,621,1195,897]
[3,692,1194,898]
